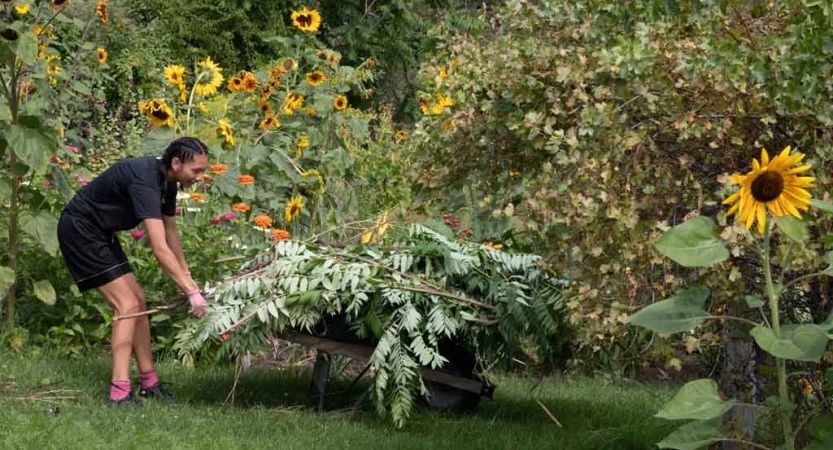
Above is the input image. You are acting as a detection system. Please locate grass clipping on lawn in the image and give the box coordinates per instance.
[173,223,568,426]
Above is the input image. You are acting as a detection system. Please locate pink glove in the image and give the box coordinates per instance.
[187,289,208,318]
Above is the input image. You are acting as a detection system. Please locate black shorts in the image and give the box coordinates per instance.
[57,211,133,292]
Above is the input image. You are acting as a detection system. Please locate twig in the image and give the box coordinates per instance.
[223,358,243,406]
[218,310,258,335]
[535,399,563,427]
[393,285,495,311]
[215,255,248,263]
[114,298,189,321]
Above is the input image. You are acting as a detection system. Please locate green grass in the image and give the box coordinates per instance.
[0,350,676,450]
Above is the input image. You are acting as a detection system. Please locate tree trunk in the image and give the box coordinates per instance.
[720,316,758,449]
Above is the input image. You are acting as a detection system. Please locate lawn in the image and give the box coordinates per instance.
[0,350,675,450]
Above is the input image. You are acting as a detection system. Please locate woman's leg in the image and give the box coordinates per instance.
[122,273,154,374]
[96,275,144,390]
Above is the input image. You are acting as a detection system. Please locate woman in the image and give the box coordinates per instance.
[57,137,210,405]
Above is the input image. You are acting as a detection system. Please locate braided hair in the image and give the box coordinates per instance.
[161,137,208,167]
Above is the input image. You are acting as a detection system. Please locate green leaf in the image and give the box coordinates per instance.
[7,121,57,175]
[811,199,833,214]
[627,286,710,333]
[745,295,765,308]
[12,31,38,65]
[805,414,833,450]
[750,325,829,362]
[0,265,15,286]
[20,211,59,256]
[657,419,724,450]
[775,215,808,243]
[656,379,735,421]
[655,216,729,267]
[33,279,56,306]
[0,178,10,202]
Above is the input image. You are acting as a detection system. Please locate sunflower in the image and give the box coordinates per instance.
[164,65,186,87]
[46,64,62,75]
[283,92,304,115]
[304,106,317,116]
[210,164,228,175]
[189,192,206,202]
[442,119,456,132]
[438,67,448,79]
[291,7,322,33]
[306,70,325,87]
[194,56,223,96]
[297,134,310,150]
[51,0,68,9]
[237,174,255,186]
[232,203,251,213]
[723,146,816,235]
[147,99,174,127]
[227,76,243,92]
[395,130,407,141]
[419,98,429,115]
[218,119,234,145]
[258,100,272,115]
[253,215,273,229]
[95,0,108,23]
[269,66,286,86]
[301,169,325,193]
[271,228,290,241]
[327,53,339,64]
[15,4,30,14]
[138,101,149,114]
[365,57,375,68]
[431,92,454,115]
[242,71,258,93]
[97,48,108,64]
[333,95,348,111]
[19,81,36,97]
[197,101,208,113]
[260,84,273,100]
[285,196,304,222]
[260,114,280,131]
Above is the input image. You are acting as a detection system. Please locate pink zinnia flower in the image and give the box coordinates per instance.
[67,145,79,154]
[78,178,91,186]
[220,212,239,221]
[42,179,51,188]
[130,230,145,240]
[175,207,182,216]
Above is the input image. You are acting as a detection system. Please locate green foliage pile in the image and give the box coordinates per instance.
[174,223,568,426]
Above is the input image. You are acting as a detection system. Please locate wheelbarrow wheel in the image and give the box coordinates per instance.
[421,342,482,412]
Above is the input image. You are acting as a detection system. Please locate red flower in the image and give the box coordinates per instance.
[220,333,230,342]
[210,218,220,225]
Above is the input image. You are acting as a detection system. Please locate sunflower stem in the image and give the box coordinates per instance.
[762,222,795,450]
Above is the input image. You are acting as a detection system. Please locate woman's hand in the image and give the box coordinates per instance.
[186,289,208,318]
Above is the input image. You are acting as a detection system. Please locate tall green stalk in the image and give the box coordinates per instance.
[761,224,795,450]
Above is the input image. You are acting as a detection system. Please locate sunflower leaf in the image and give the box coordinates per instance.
[811,199,833,214]
[657,419,724,450]
[750,325,829,362]
[656,379,735,421]
[775,215,808,243]
[655,216,729,267]
[627,286,710,333]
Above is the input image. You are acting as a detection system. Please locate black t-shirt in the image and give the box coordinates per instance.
[64,156,177,233]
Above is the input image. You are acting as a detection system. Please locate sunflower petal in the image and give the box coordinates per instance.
[723,191,741,205]
[756,202,767,235]
[787,164,813,174]
[727,202,740,216]
[761,148,770,166]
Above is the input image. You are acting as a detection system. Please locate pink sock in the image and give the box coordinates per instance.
[139,370,158,389]
[110,379,131,401]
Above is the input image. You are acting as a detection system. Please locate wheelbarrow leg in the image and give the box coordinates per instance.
[310,351,331,412]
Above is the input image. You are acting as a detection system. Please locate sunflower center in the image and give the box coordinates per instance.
[751,170,784,202]
[298,15,312,26]
[151,109,169,120]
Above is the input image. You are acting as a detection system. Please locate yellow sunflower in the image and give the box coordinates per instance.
[194,56,223,96]
[285,196,304,222]
[260,83,273,100]
[242,71,258,93]
[291,7,322,33]
[15,4,30,14]
[164,65,185,87]
[431,92,454,115]
[258,100,273,115]
[96,48,108,64]
[51,0,68,9]
[723,146,816,235]
[147,99,174,127]
[306,70,325,87]
[227,76,243,92]
[269,66,287,86]
[260,114,280,132]
[395,130,406,141]
[333,95,348,111]
[218,119,234,145]
[95,0,108,23]
[283,92,304,115]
